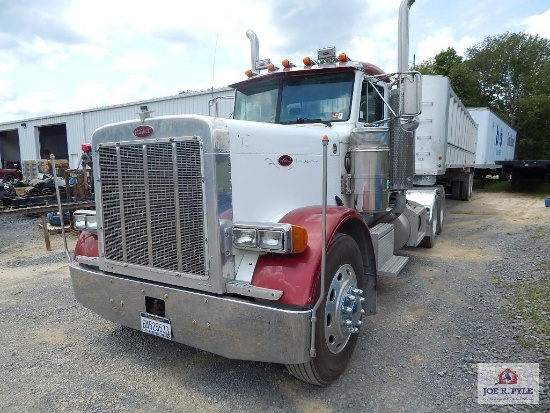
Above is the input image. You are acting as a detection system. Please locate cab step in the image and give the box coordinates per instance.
[370,223,409,277]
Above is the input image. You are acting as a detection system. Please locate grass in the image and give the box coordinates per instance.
[527,227,547,240]
[474,178,512,193]
[500,261,550,359]
[475,178,550,196]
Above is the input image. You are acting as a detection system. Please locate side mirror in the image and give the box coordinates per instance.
[399,72,422,117]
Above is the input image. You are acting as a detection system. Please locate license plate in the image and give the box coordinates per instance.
[140,312,172,340]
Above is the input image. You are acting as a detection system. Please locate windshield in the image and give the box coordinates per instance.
[234,72,355,124]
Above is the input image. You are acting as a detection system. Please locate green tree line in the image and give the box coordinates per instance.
[414,32,550,160]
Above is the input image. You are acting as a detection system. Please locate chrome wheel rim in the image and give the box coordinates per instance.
[324,264,364,354]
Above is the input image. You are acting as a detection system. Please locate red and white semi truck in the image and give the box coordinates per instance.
[66,0,444,385]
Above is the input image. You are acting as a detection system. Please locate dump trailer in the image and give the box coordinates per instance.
[467,107,517,179]
[63,0,446,386]
[414,75,478,200]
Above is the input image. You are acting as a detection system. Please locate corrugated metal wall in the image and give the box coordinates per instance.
[0,88,235,169]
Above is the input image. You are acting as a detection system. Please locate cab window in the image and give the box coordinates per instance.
[359,80,384,123]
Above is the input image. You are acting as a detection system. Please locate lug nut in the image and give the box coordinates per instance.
[342,319,353,326]
[356,320,363,327]
[347,327,359,334]
[360,309,366,315]
[342,306,353,314]
[348,295,356,301]
[352,288,364,296]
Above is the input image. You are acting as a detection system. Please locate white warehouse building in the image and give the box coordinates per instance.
[0,87,234,174]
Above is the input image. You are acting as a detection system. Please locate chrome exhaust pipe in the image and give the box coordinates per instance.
[398,0,415,73]
[246,30,259,73]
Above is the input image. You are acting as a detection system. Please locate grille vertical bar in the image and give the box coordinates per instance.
[98,139,206,276]
[142,145,153,266]
[171,142,183,272]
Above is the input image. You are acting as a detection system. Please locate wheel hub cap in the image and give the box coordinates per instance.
[324,264,365,354]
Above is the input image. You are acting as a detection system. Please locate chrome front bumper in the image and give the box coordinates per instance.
[70,264,312,364]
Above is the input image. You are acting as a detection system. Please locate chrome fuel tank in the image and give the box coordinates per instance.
[349,128,390,212]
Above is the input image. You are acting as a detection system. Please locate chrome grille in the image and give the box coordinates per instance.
[98,139,206,276]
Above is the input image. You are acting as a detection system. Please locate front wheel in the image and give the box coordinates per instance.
[286,233,365,386]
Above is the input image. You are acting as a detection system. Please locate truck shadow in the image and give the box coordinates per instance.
[95,322,333,410]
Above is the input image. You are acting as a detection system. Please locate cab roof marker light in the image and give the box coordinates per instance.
[281,59,295,68]
[338,52,351,62]
[302,56,317,66]
[267,63,280,72]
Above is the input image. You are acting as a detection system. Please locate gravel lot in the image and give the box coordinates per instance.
[1,189,548,412]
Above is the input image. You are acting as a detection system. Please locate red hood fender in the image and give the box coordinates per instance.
[251,206,374,306]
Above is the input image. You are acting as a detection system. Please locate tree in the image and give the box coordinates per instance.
[515,94,550,159]
[415,48,484,107]
[417,33,550,160]
[416,47,462,77]
[465,32,550,129]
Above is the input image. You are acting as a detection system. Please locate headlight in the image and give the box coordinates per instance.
[233,228,257,247]
[258,229,284,251]
[232,222,307,254]
[73,210,97,232]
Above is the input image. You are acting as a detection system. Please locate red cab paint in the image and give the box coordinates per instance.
[74,231,99,258]
[250,206,372,307]
[133,125,154,138]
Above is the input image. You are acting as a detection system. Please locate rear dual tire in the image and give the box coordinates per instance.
[450,172,473,201]
[460,172,473,201]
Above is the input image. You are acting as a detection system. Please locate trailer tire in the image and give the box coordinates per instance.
[436,188,444,235]
[419,205,438,248]
[451,180,461,200]
[286,233,365,386]
[2,174,16,182]
[460,173,473,201]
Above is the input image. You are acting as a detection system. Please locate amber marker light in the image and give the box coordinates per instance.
[282,59,291,68]
[303,56,313,66]
[245,69,254,77]
[337,53,348,62]
[290,225,308,254]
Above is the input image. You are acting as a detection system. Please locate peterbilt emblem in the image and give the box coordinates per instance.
[278,155,293,167]
[133,125,154,138]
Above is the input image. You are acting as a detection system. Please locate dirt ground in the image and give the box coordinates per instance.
[1,188,548,412]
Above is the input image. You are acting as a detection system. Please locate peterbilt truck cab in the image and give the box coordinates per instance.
[67,0,442,386]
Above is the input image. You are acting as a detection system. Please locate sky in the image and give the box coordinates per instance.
[0,0,549,123]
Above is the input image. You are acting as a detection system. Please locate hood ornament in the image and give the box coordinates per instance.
[137,105,154,123]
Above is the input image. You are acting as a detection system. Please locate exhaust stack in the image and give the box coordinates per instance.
[246,30,259,74]
[398,0,415,73]
[390,0,416,191]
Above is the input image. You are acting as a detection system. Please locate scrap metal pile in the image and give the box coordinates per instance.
[0,174,67,208]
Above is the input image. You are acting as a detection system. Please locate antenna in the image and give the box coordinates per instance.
[211,31,219,97]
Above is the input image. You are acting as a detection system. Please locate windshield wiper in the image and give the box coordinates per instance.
[295,118,332,127]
